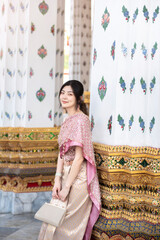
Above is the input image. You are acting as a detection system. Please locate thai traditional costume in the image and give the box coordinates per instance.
[38,113,101,240]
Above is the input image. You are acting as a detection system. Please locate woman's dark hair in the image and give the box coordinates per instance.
[59,80,88,115]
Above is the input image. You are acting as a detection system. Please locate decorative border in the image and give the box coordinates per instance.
[92,215,160,239]
[94,143,160,158]
[0,175,55,193]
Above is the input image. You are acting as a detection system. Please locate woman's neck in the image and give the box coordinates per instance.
[66,107,81,116]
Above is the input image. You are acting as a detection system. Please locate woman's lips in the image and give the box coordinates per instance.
[62,101,68,104]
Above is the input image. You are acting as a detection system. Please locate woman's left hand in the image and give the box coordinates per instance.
[58,185,70,202]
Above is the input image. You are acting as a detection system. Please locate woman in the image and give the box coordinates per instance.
[38,80,101,240]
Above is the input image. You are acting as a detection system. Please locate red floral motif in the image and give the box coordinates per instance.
[29,67,34,78]
[31,22,35,33]
[36,88,46,102]
[91,115,95,131]
[38,45,47,59]
[50,25,55,36]
[107,116,112,135]
[49,68,53,79]
[39,1,49,15]
[28,111,32,121]
[101,7,110,30]
[98,77,107,101]
[48,110,52,121]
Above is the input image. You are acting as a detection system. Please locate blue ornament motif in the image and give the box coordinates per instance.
[143,6,149,22]
[8,48,14,57]
[119,77,126,93]
[7,69,15,78]
[118,115,125,130]
[98,77,107,101]
[16,112,22,120]
[5,112,10,119]
[131,43,136,59]
[8,26,15,34]
[54,112,58,118]
[19,48,24,56]
[130,78,135,94]
[132,8,138,23]
[17,91,21,99]
[151,42,158,59]
[9,3,15,12]
[20,2,25,11]
[152,7,159,23]
[139,116,145,132]
[150,77,156,93]
[6,91,11,99]
[122,6,130,22]
[59,112,62,118]
[141,44,147,60]
[149,117,155,133]
[121,43,127,57]
[129,115,134,131]
[20,25,24,34]
[140,78,147,94]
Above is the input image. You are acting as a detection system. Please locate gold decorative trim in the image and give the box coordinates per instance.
[99,170,160,186]
[0,175,54,193]
[94,143,160,158]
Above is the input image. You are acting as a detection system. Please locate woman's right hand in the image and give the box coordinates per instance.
[52,177,62,199]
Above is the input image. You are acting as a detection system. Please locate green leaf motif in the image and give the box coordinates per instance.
[101,7,110,31]
[155,6,159,14]
[98,77,107,101]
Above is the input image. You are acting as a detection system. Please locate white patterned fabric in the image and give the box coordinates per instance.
[0,0,64,127]
[69,0,91,91]
[90,0,160,148]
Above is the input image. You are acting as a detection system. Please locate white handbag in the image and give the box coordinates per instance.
[34,199,66,227]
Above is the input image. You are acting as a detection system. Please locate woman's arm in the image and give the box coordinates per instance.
[59,146,84,201]
[52,153,64,199]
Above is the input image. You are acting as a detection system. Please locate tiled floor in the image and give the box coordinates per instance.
[0,213,41,240]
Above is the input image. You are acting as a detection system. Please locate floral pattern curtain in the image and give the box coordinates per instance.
[69,0,91,91]
[0,0,64,127]
[90,0,160,238]
[90,0,160,148]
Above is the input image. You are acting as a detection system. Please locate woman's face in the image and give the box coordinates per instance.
[60,85,77,111]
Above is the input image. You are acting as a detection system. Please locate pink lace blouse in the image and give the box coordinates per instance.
[63,146,76,162]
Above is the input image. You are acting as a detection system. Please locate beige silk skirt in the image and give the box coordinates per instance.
[38,160,92,240]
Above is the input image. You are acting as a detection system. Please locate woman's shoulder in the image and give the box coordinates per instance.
[75,112,90,124]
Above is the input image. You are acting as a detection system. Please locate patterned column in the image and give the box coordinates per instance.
[69,0,91,91]
[0,0,29,127]
[54,0,65,127]
[0,0,65,127]
[90,1,160,239]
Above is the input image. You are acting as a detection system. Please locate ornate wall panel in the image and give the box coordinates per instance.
[0,127,59,193]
